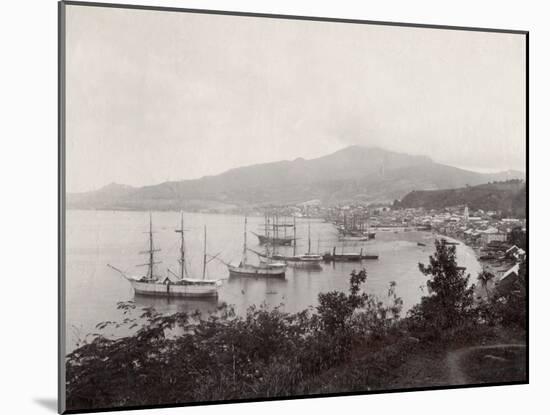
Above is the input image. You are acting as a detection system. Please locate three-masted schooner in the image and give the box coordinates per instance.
[108,212,221,298]
[227,217,287,277]
[251,212,295,246]
[337,212,376,240]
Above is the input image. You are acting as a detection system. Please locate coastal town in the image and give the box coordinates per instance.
[264,196,527,300]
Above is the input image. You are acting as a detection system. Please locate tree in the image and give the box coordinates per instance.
[508,226,526,250]
[477,269,495,299]
[317,269,368,333]
[312,269,371,365]
[411,239,475,330]
[491,259,527,328]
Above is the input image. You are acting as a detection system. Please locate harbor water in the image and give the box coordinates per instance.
[65,210,482,351]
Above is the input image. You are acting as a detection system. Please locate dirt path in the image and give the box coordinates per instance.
[445,343,526,385]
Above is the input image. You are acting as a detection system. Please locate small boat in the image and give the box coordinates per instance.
[323,247,379,262]
[282,253,324,263]
[323,252,361,261]
[228,260,287,277]
[417,242,426,247]
[108,213,221,298]
[289,221,323,265]
[228,217,287,278]
[339,236,370,242]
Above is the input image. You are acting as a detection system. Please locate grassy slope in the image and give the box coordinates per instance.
[295,325,526,395]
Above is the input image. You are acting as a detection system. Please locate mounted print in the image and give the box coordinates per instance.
[58,1,528,413]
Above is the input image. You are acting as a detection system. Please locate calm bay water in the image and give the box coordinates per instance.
[65,210,481,351]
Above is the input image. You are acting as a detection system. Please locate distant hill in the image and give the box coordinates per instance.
[67,146,525,211]
[395,180,526,217]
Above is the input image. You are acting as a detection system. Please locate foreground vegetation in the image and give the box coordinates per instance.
[66,240,527,411]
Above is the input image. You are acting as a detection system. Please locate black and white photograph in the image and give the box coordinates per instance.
[58,1,527,413]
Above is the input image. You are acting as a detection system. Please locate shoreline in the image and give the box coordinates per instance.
[432,232,491,298]
[432,231,515,298]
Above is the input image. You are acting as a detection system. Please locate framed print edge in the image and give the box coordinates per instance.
[58,1,529,414]
[58,1,67,414]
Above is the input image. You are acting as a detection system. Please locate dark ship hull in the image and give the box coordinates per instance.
[253,233,294,246]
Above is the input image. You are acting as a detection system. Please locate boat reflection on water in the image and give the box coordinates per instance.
[286,262,323,272]
[133,292,220,317]
[225,270,289,311]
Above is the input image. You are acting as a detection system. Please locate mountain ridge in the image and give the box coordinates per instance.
[67,146,525,211]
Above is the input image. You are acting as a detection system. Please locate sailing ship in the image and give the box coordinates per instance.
[108,212,221,298]
[337,212,376,240]
[270,219,323,267]
[251,211,295,246]
[228,217,287,277]
[252,233,294,246]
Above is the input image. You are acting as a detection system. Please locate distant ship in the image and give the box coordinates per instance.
[260,219,323,268]
[252,211,296,246]
[336,212,376,239]
[228,217,287,278]
[252,232,295,246]
[108,212,221,298]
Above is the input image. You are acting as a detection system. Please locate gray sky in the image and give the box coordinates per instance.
[65,5,526,192]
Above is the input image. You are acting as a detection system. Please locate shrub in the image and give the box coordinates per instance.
[66,269,403,410]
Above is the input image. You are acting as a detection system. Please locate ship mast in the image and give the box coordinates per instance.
[307,221,311,254]
[343,212,347,234]
[274,212,280,256]
[243,217,248,265]
[266,214,272,259]
[175,211,185,280]
[267,212,269,240]
[202,226,207,280]
[149,213,154,278]
[272,211,276,243]
[138,212,160,279]
[293,216,297,257]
